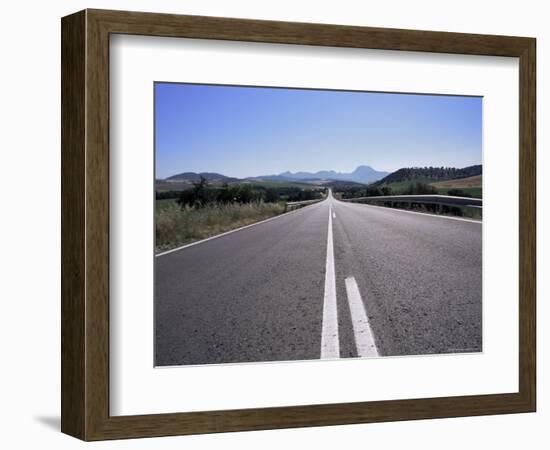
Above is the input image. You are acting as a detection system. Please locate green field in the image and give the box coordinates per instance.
[378,179,482,198]
[435,186,482,198]
[377,178,432,193]
[155,179,319,192]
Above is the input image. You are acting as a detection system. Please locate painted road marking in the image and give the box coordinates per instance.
[332,211,336,219]
[345,277,379,358]
[321,205,340,359]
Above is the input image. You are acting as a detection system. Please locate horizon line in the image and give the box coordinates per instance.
[157,163,483,180]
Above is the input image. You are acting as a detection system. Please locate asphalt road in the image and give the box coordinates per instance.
[155,191,482,366]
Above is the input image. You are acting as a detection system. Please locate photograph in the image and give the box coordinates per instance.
[154,82,483,367]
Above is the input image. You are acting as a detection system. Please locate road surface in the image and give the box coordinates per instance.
[155,190,482,366]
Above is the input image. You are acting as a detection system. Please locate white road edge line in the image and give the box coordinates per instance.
[345,277,379,358]
[156,200,325,257]
[345,202,482,224]
[321,205,340,359]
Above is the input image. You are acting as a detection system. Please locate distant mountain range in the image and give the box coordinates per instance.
[258,165,389,184]
[158,165,481,190]
[161,165,389,186]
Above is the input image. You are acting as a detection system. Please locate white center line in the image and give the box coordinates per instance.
[345,277,379,358]
[332,211,336,219]
[321,205,340,359]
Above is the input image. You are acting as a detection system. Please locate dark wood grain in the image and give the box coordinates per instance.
[85,10,111,439]
[518,39,536,410]
[61,10,86,439]
[61,8,536,441]
[90,8,532,56]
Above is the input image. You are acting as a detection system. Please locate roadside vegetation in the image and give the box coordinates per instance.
[155,176,324,252]
[333,181,482,220]
[156,201,287,252]
[435,186,482,198]
[370,166,482,199]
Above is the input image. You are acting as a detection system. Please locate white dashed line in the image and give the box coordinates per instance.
[345,276,379,358]
[321,205,340,359]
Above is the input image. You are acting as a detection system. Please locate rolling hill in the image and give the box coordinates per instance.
[371,165,483,198]
[166,172,240,184]
[376,165,481,185]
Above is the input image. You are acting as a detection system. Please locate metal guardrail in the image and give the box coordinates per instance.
[286,198,324,209]
[341,194,482,209]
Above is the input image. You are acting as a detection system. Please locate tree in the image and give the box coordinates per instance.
[264,188,279,203]
[365,185,383,197]
[176,175,210,208]
[192,175,209,206]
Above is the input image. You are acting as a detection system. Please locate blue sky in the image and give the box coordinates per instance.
[155,83,482,179]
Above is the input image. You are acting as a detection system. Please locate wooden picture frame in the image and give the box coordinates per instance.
[61,9,536,441]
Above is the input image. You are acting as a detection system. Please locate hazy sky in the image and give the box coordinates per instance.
[155,82,482,179]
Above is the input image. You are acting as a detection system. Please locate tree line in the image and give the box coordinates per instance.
[156,176,324,208]
[337,181,438,199]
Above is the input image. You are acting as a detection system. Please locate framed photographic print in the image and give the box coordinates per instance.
[61,9,536,440]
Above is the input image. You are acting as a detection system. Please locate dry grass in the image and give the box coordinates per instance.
[430,175,482,189]
[155,201,286,253]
